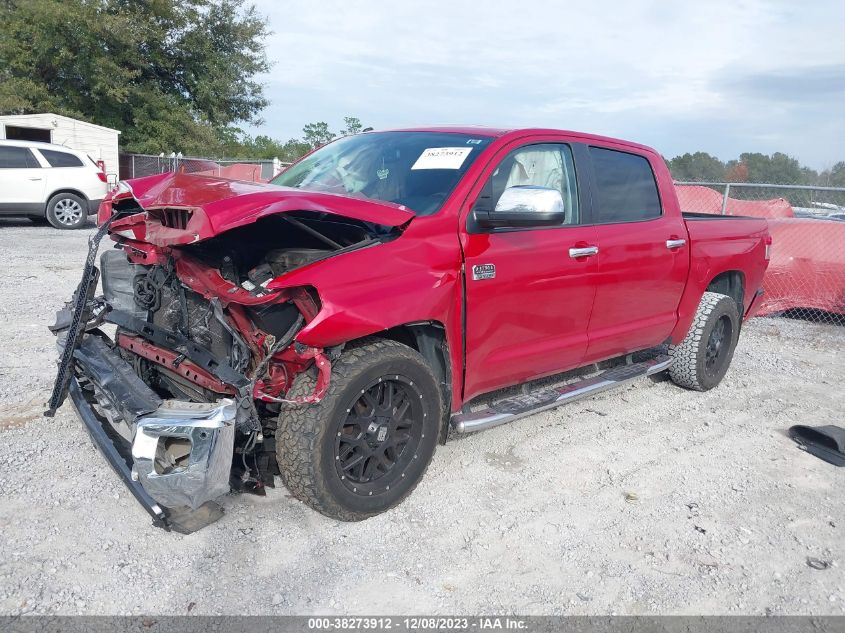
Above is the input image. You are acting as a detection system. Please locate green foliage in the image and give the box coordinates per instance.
[665,152,726,182]
[667,150,833,188]
[220,117,368,162]
[823,162,845,188]
[302,121,335,150]
[218,132,311,162]
[278,138,315,163]
[341,117,363,137]
[0,0,270,154]
[737,152,806,185]
[667,151,845,208]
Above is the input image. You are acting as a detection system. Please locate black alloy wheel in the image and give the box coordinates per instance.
[704,314,733,377]
[334,377,425,495]
[276,338,442,521]
[668,291,740,391]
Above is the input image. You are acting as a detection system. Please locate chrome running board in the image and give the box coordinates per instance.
[451,355,672,433]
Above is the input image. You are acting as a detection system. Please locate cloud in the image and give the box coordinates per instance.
[715,65,845,102]
[248,0,844,168]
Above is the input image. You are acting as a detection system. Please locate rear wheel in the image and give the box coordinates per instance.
[276,339,442,521]
[668,291,740,391]
[46,192,88,229]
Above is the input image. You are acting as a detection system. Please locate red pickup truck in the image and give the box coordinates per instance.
[48,127,770,532]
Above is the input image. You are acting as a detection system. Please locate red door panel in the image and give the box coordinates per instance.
[585,216,688,361]
[462,225,598,401]
[459,135,600,402]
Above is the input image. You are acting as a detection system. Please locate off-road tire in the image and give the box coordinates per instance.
[668,291,740,391]
[46,192,88,229]
[276,338,442,521]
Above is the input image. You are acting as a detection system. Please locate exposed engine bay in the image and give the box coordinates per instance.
[46,200,404,530]
[180,211,382,292]
[109,211,395,478]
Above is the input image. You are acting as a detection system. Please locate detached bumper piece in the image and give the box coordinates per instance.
[132,399,236,510]
[69,333,236,533]
[68,379,170,529]
[74,335,162,441]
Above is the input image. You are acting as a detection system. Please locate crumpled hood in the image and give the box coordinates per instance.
[107,172,415,246]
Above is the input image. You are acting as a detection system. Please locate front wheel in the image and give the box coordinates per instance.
[668,291,740,391]
[276,339,442,521]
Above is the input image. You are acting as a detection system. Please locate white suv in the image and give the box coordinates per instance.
[0,140,109,229]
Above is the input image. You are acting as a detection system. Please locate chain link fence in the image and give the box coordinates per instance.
[674,180,845,326]
[119,153,290,182]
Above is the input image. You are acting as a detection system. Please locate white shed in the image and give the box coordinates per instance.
[0,113,121,179]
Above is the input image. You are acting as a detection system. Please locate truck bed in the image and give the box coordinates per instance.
[674,212,770,334]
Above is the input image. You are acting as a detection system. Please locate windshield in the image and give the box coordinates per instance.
[271,131,493,216]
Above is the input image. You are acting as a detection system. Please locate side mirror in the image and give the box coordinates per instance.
[472,186,566,229]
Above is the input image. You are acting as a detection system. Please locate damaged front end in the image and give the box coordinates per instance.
[47,174,411,532]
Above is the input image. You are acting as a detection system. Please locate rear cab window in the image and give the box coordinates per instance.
[588,146,662,223]
[39,148,85,168]
[0,146,41,169]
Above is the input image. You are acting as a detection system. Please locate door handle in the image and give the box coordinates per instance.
[569,246,599,258]
[666,238,686,249]
[28,177,43,181]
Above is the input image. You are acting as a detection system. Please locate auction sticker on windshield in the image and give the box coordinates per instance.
[412,147,473,170]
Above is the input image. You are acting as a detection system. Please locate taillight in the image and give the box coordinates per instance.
[764,235,772,260]
[97,171,107,183]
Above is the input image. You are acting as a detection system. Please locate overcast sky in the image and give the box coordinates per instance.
[249,0,843,169]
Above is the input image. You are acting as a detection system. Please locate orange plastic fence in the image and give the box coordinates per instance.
[193,163,266,182]
[675,185,794,218]
[675,185,845,317]
[759,218,845,316]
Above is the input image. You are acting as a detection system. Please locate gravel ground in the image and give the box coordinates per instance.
[0,219,843,616]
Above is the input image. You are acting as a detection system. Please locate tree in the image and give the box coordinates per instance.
[302,122,335,149]
[341,116,363,137]
[279,138,313,162]
[738,152,804,184]
[824,162,845,188]
[0,0,270,154]
[217,116,367,163]
[300,116,367,150]
[666,152,726,182]
[725,160,749,183]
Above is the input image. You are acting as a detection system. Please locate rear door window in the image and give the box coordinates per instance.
[0,146,41,169]
[589,147,662,223]
[39,148,84,167]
